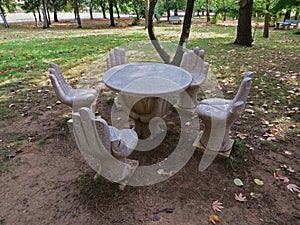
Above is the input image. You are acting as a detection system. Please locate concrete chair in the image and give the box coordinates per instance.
[106,47,126,70]
[195,72,253,153]
[72,107,139,184]
[48,62,97,112]
[177,47,209,110]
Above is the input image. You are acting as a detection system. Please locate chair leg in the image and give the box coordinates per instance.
[177,85,199,110]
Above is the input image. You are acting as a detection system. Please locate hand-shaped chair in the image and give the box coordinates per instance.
[177,47,209,110]
[106,47,126,69]
[195,72,253,152]
[72,107,139,184]
[48,62,97,112]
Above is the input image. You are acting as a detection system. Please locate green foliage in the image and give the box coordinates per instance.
[22,0,39,13]
[227,139,247,171]
[271,0,300,15]
[1,0,17,13]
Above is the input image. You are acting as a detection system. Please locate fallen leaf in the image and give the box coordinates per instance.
[287,184,300,193]
[152,215,160,222]
[280,164,295,173]
[245,109,255,114]
[254,178,264,186]
[208,214,220,224]
[270,127,282,135]
[284,150,292,155]
[235,193,247,202]
[185,121,192,126]
[234,178,244,187]
[212,200,224,212]
[236,132,247,140]
[250,192,263,199]
[274,171,290,183]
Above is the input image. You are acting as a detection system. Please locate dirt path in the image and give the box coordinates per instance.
[0,92,299,225]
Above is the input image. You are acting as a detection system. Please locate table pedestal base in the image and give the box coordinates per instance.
[193,131,233,158]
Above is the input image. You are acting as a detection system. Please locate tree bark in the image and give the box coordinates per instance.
[109,0,115,26]
[74,2,82,28]
[89,7,93,19]
[33,12,38,27]
[54,9,59,22]
[148,0,170,63]
[40,0,49,28]
[263,0,269,38]
[171,0,195,66]
[147,0,195,66]
[206,0,210,22]
[37,7,42,22]
[234,0,253,47]
[145,0,149,28]
[114,0,120,18]
[100,0,106,18]
[47,7,51,25]
[0,6,9,28]
[283,10,290,21]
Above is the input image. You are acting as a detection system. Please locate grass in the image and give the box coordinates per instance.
[0,17,299,153]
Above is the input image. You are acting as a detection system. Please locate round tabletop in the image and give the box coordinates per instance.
[103,62,192,97]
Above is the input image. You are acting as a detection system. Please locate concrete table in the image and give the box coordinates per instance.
[103,62,192,138]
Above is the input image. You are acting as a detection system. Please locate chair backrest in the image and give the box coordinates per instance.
[49,62,74,106]
[180,48,209,84]
[106,47,126,70]
[72,107,135,182]
[232,76,253,111]
[49,62,72,94]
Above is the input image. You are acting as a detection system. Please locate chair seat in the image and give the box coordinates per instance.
[109,126,138,158]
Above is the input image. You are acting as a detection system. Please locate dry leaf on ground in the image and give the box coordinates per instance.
[287,184,300,193]
[254,178,264,186]
[212,200,224,212]
[274,171,290,183]
[235,193,247,202]
[208,214,220,224]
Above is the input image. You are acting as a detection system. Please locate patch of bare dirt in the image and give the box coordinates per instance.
[0,89,299,225]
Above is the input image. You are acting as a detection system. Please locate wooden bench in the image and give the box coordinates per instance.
[276,20,299,30]
[169,16,181,24]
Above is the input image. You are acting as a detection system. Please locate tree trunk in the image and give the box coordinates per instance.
[37,7,42,22]
[145,0,149,28]
[54,9,59,22]
[263,0,269,38]
[133,2,140,19]
[234,0,253,47]
[114,0,120,18]
[171,0,195,66]
[109,0,115,26]
[206,0,210,22]
[148,0,170,63]
[283,10,290,21]
[40,0,49,28]
[100,1,106,18]
[148,0,194,66]
[47,7,51,25]
[33,11,38,27]
[0,6,9,28]
[74,2,82,28]
[174,8,178,16]
[89,7,93,19]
